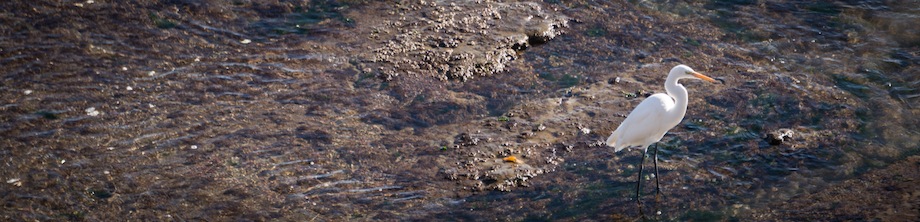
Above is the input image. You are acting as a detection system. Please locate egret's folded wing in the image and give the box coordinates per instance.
[608,95,669,151]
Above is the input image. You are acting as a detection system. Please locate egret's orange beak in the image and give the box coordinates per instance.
[691,71,722,84]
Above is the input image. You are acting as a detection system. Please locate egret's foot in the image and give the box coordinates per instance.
[637,201,645,217]
[654,189,665,203]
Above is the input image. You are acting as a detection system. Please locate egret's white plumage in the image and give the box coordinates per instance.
[606,65,717,152]
[606,64,719,204]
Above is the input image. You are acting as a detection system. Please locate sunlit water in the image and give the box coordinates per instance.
[1,0,917,220]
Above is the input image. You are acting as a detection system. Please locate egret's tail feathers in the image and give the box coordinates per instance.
[605,135,615,147]
[606,133,626,152]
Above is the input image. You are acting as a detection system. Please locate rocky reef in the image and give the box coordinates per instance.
[361,1,569,81]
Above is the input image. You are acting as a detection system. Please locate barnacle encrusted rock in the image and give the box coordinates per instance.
[364,1,569,81]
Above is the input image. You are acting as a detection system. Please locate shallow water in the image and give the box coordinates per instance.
[1,0,918,221]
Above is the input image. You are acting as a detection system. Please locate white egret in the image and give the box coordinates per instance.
[606,64,721,203]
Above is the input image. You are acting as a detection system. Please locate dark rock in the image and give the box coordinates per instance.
[296,127,332,145]
[765,128,794,145]
[455,132,479,146]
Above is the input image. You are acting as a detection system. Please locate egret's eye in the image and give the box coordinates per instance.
[685,71,692,75]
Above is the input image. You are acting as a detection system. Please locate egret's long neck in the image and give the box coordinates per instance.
[665,76,689,117]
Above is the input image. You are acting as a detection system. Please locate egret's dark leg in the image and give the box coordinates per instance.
[635,150,647,205]
[654,143,662,201]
